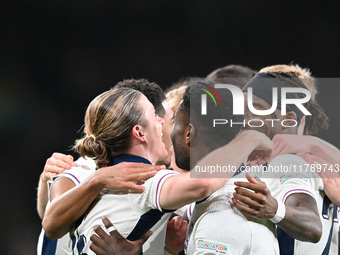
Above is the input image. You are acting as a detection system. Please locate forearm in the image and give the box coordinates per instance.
[37,176,49,220]
[309,136,340,165]
[161,131,271,210]
[160,173,228,210]
[194,132,263,176]
[42,174,104,239]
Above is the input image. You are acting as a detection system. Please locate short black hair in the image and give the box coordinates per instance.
[115,78,166,117]
[180,81,243,151]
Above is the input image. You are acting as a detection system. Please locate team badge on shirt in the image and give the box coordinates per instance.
[74,163,92,170]
[196,239,229,254]
[279,173,308,184]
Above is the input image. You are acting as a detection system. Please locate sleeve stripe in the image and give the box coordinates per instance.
[59,172,81,184]
[155,173,178,210]
[189,203,193,216]
[282,189,315,202]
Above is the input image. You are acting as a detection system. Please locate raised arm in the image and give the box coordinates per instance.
[37,153,74,219]
[272,134,340,165]
[43,162,164,239]
[159,130,273,210]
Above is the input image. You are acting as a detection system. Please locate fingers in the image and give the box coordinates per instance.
[89,241,102,255]
[248,150,272,165]
[297,116,306,135]
[101,217,126,243]
[90,226,111,255]
[41,163,65,182]
[255,134,273,151]
[171,216,183,231]
[245,173,258,184]
[101,163,167,192]
[296,153,318,164]
[134,230,153,247]
[43,172,58,181]
[91,225,110,241]
[272,141,284,159]
[127,170,158,183]
[43,153,75,182]
[120,182,146,193]
[102,217,114,230]
[171,220,188,245]
[178,220,188,233]
[234,180,268,194]
[232,197,259,216]
[234,187,264,207]
[52,152,75,165]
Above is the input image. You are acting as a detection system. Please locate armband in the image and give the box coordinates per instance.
[269,199,286,224]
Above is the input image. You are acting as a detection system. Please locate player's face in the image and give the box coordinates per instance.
[138,95,168,163]
[171,105,190,171]
[156,101,175,167]
[243,92,282,139]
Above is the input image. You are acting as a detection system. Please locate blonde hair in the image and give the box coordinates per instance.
[166,85,187,113]
[259,64,317,100]
[75,87,146,168]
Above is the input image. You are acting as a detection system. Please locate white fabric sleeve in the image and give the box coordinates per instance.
[47,157,96,200]
[267,154,320,203]
[129,169,179,213]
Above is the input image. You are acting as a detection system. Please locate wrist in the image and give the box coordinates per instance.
[40,173,48,183]
[269,198,286,224]
[90,170,106,191]
[309,136,320,156]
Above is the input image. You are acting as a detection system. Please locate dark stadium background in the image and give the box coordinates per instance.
[1,1,339,254]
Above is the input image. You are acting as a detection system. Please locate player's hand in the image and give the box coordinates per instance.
[95,162,166,193]
[40,153,75,182]
[232,173,278,219]
[243,131,273,166]
[165,216,188,255]
[90,217,152,255]
[272,134,312,159]
[297,153,340,206]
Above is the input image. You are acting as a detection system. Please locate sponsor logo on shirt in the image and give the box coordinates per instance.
[196,239,228,254]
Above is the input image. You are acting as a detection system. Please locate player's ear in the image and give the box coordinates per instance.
[186,124,195,146]
[281,111,297,130]
[132,125,146,142]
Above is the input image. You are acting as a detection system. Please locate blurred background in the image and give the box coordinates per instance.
[1,0,339,253]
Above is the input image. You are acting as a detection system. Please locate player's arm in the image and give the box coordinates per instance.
[272,134,340,165]
[298,153,340,206]
[160,130,273,210]
[43,162,164,239]
[233,174,322,242]
[37,153,74,219]
[276,192,321,242]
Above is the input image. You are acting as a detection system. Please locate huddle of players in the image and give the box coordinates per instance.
[37,64,340,255]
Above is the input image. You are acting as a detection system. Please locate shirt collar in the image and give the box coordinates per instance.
[110,154,152,166]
